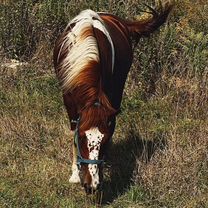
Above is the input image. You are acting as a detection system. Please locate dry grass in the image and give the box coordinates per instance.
[133,73,208,207]
[1,0,208,207]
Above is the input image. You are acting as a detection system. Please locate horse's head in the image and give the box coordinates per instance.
[76,102,116,194]
[78,127,106,194]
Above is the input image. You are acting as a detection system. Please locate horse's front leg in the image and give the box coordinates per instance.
[62,94,80,183]
[69,131,80,183]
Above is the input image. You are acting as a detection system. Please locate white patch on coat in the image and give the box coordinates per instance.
[85,127,104,189]
[56,9,115,93]
[92,18,115,71]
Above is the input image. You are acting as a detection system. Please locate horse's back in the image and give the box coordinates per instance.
[54,9,134,110]
[99,13,133,108]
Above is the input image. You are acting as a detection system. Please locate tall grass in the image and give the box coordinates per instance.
[1,0,208,207]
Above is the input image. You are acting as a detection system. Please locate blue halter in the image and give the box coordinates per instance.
[73,117,104,167]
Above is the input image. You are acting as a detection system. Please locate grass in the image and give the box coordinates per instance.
[1,0,208,207]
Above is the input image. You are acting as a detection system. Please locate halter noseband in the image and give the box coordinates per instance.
[73,117,104,168]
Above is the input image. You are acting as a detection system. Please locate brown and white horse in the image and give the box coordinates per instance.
[53,2,172,194]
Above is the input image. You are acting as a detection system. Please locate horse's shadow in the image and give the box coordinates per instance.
[102,130,166,204]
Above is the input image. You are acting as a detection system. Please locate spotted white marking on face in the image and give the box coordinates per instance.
[85,127,104,188]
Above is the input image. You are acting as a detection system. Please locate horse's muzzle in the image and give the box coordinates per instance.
[83,183,101,195]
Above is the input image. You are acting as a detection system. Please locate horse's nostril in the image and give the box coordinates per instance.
[83,183,92,195]
[97,183,101,190]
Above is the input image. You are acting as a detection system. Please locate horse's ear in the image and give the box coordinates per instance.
[111,108,121,119]
[98,92,117,115]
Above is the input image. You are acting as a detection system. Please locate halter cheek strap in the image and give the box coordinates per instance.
[73,117,104,168]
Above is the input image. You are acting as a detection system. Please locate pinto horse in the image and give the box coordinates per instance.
[53,2,172,194]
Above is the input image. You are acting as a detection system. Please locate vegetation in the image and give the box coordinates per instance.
[0,0,207,207]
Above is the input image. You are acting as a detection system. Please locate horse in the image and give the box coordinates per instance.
[53,2,172,194]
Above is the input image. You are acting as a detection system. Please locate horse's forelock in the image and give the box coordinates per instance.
[79,96,116,135]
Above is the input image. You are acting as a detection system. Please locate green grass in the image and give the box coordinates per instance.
[1,0,208,207]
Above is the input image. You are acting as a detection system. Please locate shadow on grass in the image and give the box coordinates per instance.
[102,131,167,205]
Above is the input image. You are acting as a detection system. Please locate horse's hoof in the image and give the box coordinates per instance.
[69,173,80,183]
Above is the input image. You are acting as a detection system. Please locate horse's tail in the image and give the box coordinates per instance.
[126,1,173,40]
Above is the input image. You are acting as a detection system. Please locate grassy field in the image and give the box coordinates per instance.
[0,0,208,207]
